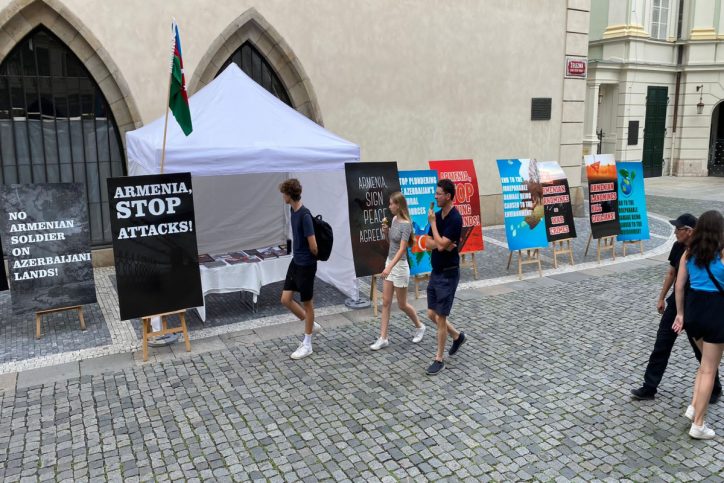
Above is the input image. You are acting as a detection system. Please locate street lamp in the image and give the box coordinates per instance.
[696,85,705,114]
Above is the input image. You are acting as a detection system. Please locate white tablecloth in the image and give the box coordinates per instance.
[195,255,291,321]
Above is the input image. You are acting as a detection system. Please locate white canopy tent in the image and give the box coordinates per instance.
[125,64,360,299]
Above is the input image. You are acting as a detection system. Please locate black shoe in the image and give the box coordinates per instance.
[630,387,655,400]
[426,360,445,376]
[710,389,722,404]
[448,331,466,356]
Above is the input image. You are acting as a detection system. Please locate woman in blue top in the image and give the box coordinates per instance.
[673,210,724,440]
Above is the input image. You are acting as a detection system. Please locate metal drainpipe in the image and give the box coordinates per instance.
[668,0,686,176]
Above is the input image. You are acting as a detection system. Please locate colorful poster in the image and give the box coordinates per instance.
[538,161,577,242]
[496,159,548,250]
[399,170,437,276]
[344,162,401,278]
[584,154,621,239]
[616,161,650,241]
[0,183,97,314]
[428,159,484,253]
[107,173,203,320]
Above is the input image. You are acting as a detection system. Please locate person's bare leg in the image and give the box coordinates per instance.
[281,290,305,320]
[380,280,394,339]
[446,320,460,340]
[693,343,724,427]
[435,314,448,361]
[396,286,422,328]
[690,338,704,410]
[302,299,314,335]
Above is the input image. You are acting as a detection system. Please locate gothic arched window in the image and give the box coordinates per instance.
[218,41,292,107]
[0,27,125,245]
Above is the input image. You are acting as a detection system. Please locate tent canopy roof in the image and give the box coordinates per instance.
[126,64,360,176]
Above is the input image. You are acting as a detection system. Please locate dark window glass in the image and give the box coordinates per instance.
[0,27,126,245]
[218,42,292,107]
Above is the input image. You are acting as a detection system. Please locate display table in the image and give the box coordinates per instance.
[195,255,291,321]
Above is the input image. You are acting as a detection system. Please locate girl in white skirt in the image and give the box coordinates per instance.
[371,192,425,350]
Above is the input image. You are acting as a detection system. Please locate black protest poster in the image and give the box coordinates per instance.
[107,173,202,320]
[344,162,400,278]
[538,161,577,242]
[584,154,621,239]
[0,183,96,314]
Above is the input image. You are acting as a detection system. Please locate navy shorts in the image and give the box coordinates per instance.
[427,269,460,317]
[283,260,317,302]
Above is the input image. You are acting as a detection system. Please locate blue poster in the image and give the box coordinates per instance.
[496,159,549,251]
[399,170,437,275]
[616,161,650,241]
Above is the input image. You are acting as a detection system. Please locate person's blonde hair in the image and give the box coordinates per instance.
[390,191,415,245]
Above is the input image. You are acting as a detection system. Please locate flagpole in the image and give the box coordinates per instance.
[160,20,176,175]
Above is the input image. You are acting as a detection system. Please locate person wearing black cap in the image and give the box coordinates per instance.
[631,213,722,402]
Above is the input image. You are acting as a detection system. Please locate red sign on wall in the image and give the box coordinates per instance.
[565,56,587,78]
[428,159,484,253]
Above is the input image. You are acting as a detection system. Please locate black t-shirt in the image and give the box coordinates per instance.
[428,207,463,273]
[666,241,687,300]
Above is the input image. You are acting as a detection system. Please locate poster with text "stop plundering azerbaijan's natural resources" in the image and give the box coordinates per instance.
[399,170,438,276]
[344,162,400,278]
[584,154,621,239]
[0,183,96,314]
[107,173,202,321]
[616,161,650,242]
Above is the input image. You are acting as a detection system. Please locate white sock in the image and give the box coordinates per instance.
[303,334,312,346]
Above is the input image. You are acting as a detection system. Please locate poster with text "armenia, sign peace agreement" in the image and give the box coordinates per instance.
[0,183,96,315]
[344,162,400,278]
[107,173,203,321]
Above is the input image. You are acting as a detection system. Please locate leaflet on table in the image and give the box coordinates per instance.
[198,253,214,263]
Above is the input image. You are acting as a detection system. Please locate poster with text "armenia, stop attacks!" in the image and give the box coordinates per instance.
[584,154,621,239]
[616,161,650,242]
[428,159,484,253]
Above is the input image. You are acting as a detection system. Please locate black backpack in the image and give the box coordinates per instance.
[307,212,333,261]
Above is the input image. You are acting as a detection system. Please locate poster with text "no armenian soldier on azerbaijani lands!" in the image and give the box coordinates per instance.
[584,154,621,239]
[107,173,203,321]
[0,183,96,314]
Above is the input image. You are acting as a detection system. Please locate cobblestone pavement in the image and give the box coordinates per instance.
[0,261,722,481]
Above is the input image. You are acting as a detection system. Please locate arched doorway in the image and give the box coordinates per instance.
[708,101,724,176]
[0,27,126,244]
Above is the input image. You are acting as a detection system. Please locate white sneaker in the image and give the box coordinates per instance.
[312,322,323,334]
[290,342,313,360]
[412,325,426,343]
[689,422,715,440]
[684,405,695,421]
[370,338,389,351]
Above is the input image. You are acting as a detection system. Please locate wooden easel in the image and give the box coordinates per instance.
[551,238,575,268]
[413,273,430,299]
[584,233,616,263]
[506,248,543,280]
[622,240,644,256]
[35,305,85,339]
[460,252,479,279]
[370,274,381,316]
[141,310,191,362]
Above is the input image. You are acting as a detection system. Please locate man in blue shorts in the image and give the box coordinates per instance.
[425,178,466,375]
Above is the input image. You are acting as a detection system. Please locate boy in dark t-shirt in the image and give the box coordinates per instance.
[424,179,467,376]
[279,178,321,360]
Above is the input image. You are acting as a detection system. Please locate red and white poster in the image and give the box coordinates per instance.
[428,159,484,253]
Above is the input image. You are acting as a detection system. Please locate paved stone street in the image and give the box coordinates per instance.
[1,257,723,481]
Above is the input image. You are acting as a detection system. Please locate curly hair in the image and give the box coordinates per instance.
[278,178,302,201]
[687,210,724,268]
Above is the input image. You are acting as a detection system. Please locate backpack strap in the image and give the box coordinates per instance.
[704,263,724,295]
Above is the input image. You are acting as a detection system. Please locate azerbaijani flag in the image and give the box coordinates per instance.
[169,21,192,136]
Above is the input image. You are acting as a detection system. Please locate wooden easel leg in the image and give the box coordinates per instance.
[552,242,559,269]
[471,253,478,279]
[371,275,378,317]
[517,251,523,280]
[568,240,574,265]
[507,251,513,270]
[585,233,592,256]
[597,239,602,263]
[142,317,149,362]
[612,238,616,261]
[35,313,41,339]
[78,307,86,331]
[180,312,191,352]
[414,277,420,300]
[536,249,542,277]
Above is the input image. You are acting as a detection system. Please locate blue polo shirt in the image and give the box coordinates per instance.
[291,205,316,266]
[428,207,462,273]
